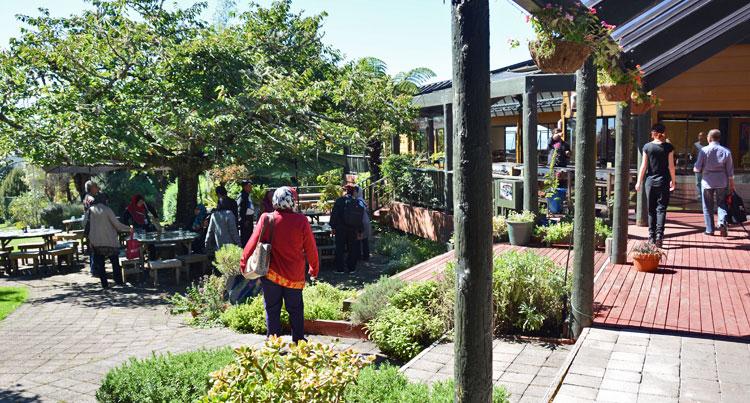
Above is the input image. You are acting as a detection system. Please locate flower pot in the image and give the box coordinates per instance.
[507,221,534,246]
[633,254,661,272]
[529,40,592,74]
[630,101,653,115]
[546,188,567,214]
[600,83,632,102]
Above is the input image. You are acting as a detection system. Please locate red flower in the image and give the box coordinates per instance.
[525,15,530,23]
[589,7,597,15]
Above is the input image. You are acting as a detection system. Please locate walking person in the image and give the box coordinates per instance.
[693,131,707,201]
[215,185,238,221]
[238,180,256,246]
[635,123,676,247]
[694,129,735,237]
[330,184,364,273]
[240,187,319,343]
[84,194,132,289]
[83,180,99,276]
[355,185,371,261]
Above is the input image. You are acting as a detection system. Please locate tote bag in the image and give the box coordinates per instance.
[243,213,275,279]
[125,231,141,260]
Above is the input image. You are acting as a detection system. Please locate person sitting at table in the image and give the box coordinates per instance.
[240,186,319,343]
[190,204,208,253]
[84,193,132,289]
[205,200,240,254]
[122,194,161,232]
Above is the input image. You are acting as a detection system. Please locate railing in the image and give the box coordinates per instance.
[358,176,389,212]
[388,168,447,211]
[346,155,369,174]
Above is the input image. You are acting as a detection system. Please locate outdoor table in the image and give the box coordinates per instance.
[133,230,200,272]
[0,228,62,250]
[62,217,84,232]
[302,209,324,224]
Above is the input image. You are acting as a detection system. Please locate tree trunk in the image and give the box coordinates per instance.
[451,1,493,401]
[175,167,200,228]
[571,57,597,338]
[367,138,383,183]
[612,103,631,264]
[72,173,91,201]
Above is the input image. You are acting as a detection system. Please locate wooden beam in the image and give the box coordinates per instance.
[571,57,597,338]
[612,102,631,264]
[426,118,435,156]
[451,0,493,400]
[522,89,538,214]
[444,103,454,213]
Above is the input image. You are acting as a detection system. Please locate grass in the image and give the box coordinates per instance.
[0,287,28,321]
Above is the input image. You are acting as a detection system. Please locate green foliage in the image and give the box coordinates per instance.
[316,168,343,212]
[8,192,48,227]
[631,241,666,258]
[381,154,442,208]
[303,281,356,321]
[507,210,536,223]
[220,296,275,334]
[96,171,159,219]
[202,337,374,402]
[168,275,227,327]
[96,348,235,403]
[163,175,216,224]
[366,306,444,362]
[539,221,574,244]
[0,286,28,321]
[595,217,612,244]
[493,215,508,240]
[0,168,28,220]
[492,251,569,335]
[374,229,445,273]
[344,365,509,403]
[389,280,439,311]
[213,244,243,278]
[350,276,406,325]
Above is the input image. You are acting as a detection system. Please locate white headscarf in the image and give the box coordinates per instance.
[272,186,295,210]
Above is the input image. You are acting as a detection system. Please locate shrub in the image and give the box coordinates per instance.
[350,276,406,325]
[97,348,235,403]
[0,167,28,220]
[390,280,439,311]
[213,244,242,277]
[344,365,509,403]
[366,305,444,362]
[8,192,48,227]
[507,209,535,223]
[303,281,356,321]
[40,203,64,229]
[492,215,508,240]
[492,251,568,335]
[220,295,278,334]
[315,168,343,212]
[201,337,374,402]
[96,171,159,219]
[595,217,612,244]
[375,229,445,273]
[168,275,227,327]
[539,221,574,244]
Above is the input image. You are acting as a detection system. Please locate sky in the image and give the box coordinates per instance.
[0,0,535,83]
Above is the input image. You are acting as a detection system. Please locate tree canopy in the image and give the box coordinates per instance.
[0,0,419,223]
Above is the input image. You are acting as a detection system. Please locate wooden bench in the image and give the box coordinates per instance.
[176,254,209,281]
[17,242,46,265]
[0,250,10,276]
[120,258,144,284]
[46,245,77,271]
[10,251,40,274]
[147,259,183,286]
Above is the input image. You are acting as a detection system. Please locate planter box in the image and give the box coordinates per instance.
[387,202,453,243]
[303,319,369,340]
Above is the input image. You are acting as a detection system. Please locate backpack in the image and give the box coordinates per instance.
[342,197,365,229]
[727,191,747,225]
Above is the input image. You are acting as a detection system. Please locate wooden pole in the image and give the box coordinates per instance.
[612,102,631,264]
[571,57,597,338]
[426,118,435,157]
[444,103,454,213]
[522,89,538,214]
[451,0,493,401]
[635,113,651,227]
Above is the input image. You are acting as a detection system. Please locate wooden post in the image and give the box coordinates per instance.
[522,88,538,214]
[391,135,400,154]
[444,103,454,213]
[571,57,597,338]
[426,118,435,157]
[451,0,493,401]
[612,102,631,264]
[634,113,650,227]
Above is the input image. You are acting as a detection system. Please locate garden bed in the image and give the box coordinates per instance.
[300,319,368,340]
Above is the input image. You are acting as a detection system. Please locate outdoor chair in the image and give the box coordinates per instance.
[9,251,40,275]
[176,254,209,281]
[146,258,183,286]
[120,258,144,284]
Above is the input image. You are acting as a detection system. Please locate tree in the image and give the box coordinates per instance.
[0,167,28,220]
[0,0,403,225]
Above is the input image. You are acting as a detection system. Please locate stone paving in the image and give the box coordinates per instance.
[401,337,572,403]
[0,270,378,403]
[553,327,750,403]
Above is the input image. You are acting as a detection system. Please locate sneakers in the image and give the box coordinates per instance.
[720,224,728,237]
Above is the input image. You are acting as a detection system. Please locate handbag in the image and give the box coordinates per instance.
[125,231,141,259]
[243,213,275,279]
[226,275,262,305]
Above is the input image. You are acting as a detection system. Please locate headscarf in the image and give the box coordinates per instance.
[192,204,207,229]
[126,194,147,225]
[272,187,295,211]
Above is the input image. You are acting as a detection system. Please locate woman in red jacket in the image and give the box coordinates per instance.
[240,186,319,342]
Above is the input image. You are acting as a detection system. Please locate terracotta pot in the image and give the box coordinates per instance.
[529,40,592,74]
[633,254,661,272]
[600,83,632,102]
[630,101,653,115]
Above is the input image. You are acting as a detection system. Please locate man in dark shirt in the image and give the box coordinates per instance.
[329,184,363,273]
[237,180,256,246]
[635,123,676,247]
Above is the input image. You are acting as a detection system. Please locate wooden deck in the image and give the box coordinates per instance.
[394,242,609,282]
[593,212,750,339]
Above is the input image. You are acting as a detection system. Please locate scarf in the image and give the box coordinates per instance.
[126,195,147,226]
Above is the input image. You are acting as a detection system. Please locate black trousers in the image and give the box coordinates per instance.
[335,228,360,272]
[240,219,254,247]
[93,254,122,288]
[645,179,671,241]
[361,238,370,261]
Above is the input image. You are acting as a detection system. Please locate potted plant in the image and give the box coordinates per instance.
[525,5,596,73]
[631,241,666,272]
[598,67,634,102]
[630,91,659,115]
[542,150,567,214]
[506,210,535,246]
[492,215,508,243]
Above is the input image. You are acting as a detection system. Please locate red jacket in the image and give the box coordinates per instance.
[241,210,319,289]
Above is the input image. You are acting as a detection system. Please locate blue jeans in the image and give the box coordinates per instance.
[261,277,304,342]
[695,173,703,201]
[701,187,728,233]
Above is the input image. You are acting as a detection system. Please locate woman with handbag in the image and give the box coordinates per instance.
[240,187,319,343]
[84,194,132,289]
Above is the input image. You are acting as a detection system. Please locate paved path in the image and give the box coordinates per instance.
[0,271,377,403]
[595,212,750,338]
[401,338,572,403]
[553,327,750,403]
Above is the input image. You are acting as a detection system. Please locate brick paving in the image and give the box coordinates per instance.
[401,338,572,403]
[553,327,750,403]
[0,271,378,403]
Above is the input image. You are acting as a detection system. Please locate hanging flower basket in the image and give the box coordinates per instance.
[630,100,653,115]
[600,83,632,102]
[529,40,592,74]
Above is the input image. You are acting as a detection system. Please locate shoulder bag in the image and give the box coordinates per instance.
[243,213,275,279]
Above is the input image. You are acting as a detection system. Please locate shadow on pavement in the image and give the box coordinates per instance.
[0,388,41,403]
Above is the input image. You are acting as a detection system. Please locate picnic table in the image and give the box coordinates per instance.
[302,209,325,224]
[62,216,84,232]
[0,228,61,250]
[133,230,199,257]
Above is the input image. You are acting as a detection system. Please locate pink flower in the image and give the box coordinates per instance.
[589,7,597,15]
[565,14,574,21]
[525,15,530,23]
